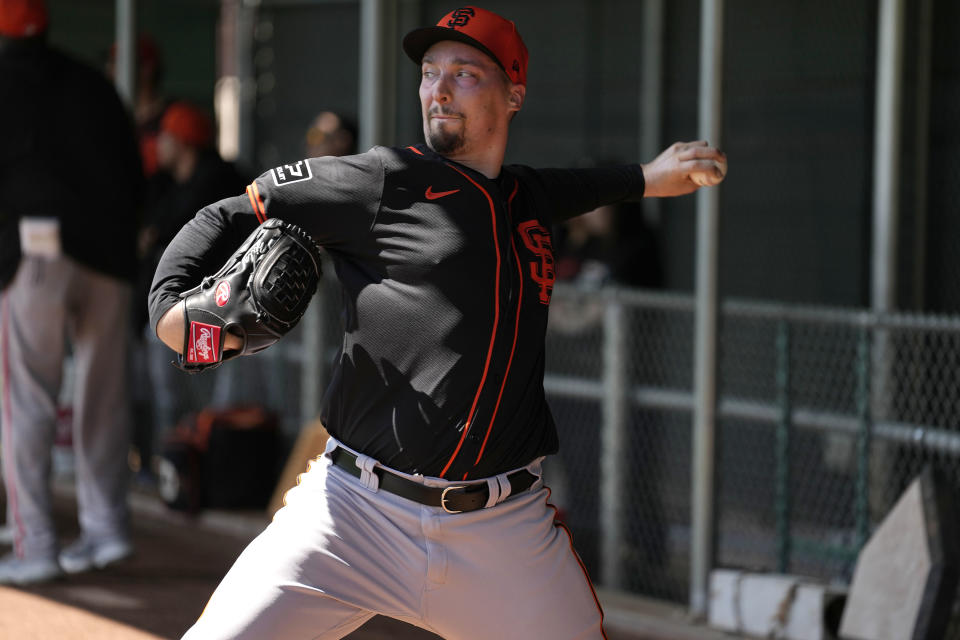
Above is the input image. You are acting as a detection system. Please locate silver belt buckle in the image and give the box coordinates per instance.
[440,485,467,514]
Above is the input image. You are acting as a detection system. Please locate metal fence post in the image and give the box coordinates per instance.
[691,0,724,618]
[775,320,792,573]
[871,0,906,314]
[855,326,872,549]
[601,295,628,589]
[114,0,135,106]
[359,0,397,150]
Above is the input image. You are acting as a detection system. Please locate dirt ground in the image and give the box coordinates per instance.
[0,482,717,639]
[0,486,444,639]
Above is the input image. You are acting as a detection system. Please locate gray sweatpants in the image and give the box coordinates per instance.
[0,256,131,559]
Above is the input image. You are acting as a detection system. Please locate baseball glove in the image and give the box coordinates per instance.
[176,218,322,372]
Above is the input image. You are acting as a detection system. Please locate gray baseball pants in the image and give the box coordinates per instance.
[1,255,131,560]
[182,437,607,639]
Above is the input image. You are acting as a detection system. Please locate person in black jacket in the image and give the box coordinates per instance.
[0,0,144,584]
[149,6,726,639]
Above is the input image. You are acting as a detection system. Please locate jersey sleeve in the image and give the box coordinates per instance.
[246,151,384,249]
[147,193,259,336]
[147,149,385,335]
[511,164,646,223]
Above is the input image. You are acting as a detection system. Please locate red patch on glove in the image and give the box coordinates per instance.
[187,322,220,364]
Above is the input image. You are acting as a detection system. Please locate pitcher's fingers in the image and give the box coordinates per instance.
[678,140,710,151]
[678,144,724,162]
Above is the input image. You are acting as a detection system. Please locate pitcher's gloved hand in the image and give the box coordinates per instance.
[176,218,322,372]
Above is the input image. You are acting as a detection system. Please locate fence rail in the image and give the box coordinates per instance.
[539,282,960,607]
[545,377,960,455]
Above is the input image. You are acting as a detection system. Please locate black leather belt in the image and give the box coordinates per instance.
[330,447,538,514]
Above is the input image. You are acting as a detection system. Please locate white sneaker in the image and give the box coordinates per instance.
[0,553,63,585]
[58,535,133,574]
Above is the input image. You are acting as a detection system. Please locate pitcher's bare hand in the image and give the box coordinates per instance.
[641,140,727,197]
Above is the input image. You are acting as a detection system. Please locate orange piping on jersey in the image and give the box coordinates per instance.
[246,185,259,219]
[250,181,268,222]
[475,180,522,465]
[546,493,608,639]
[408,146,424,155]
[439,164,502,479]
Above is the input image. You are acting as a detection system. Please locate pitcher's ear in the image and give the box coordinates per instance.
[508,84,526,112]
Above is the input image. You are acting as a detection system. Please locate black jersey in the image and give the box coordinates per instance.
[149,144,644,479]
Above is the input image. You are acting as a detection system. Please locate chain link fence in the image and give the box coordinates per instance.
[541,283,960,622]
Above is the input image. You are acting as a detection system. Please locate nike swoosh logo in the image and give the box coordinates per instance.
[425,186,460,200]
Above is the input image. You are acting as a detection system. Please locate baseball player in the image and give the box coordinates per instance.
[0,0,143,583]
[149,6,726,639]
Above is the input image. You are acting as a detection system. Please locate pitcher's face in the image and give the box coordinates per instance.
[419,40,520,156]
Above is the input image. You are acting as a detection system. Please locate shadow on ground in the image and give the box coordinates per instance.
[0,488,442,639]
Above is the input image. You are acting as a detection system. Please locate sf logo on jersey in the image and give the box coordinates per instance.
[517,220,555,305]
[272,160,313,187]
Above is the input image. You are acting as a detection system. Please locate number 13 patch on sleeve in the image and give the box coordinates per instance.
[271,160,313,186]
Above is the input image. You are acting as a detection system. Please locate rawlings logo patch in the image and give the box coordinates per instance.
[215,281,231,307]
[271,160,313,186]
[187,322,220,364]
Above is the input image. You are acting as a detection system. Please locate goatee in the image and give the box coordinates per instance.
[427,126,465,155]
